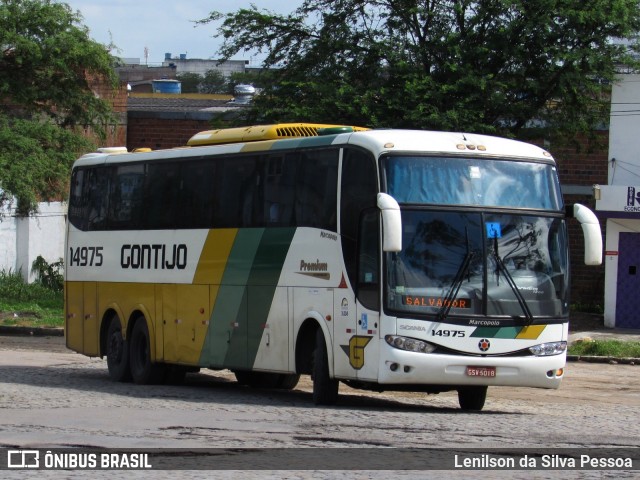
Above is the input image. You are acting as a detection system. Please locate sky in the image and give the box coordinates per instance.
[60,0,298,65]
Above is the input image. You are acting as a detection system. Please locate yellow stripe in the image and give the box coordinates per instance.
[516,325,546,339]
[192,229,238,285]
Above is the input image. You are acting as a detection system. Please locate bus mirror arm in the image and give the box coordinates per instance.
[377,193,402,252]
[570,203,603,266]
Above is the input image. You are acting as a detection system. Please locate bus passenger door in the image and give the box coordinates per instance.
[355,211,381,382]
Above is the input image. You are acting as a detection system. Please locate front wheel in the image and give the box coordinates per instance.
[129,318,165,384]
[312,328,339,405]
[458,386,488,411]
[105,315,131,382]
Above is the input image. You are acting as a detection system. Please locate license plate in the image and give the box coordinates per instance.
[466,366,496,377]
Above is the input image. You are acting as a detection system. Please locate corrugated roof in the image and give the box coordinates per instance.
[127,96,236,112]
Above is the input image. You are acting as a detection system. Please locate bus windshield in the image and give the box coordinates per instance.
[385,208,569,320]
[384,155,563,210]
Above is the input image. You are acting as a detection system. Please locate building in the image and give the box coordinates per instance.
[162,54,248,77]
[595,73,640,328]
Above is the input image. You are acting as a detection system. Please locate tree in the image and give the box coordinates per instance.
[201,0,640,137]
[200,69,228,94]
[176,72,203,94]
[0,0,117,214]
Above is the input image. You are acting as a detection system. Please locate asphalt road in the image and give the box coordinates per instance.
[0,334,638,479]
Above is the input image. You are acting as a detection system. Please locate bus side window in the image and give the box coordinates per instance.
[296,149,338,230]
[212,155,262,228]
[358,210,380,310]
[68,168,87,230]
[107,164,145,230]
[264,154,295,226]
[68,167,110,231]
[179,160,216,229]
[86,167,110,230]
[145,162,180,229]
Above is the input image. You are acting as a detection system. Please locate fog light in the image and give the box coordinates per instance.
[389,363,398,372]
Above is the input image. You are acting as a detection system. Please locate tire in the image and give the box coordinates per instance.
[458,386,488,411]
[105,315,131,382]
[129,318,165,385]
[275,373,300,390]
[312,328,339,405]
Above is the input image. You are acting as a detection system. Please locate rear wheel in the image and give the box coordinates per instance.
[275,373,300,390]
[312,328,339,405]
[129,318,165,384]
[105,315,131,382]
[458,386,488,411]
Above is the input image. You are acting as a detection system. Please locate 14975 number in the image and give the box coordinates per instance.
[69,246,104,267]
[431,329,466,337]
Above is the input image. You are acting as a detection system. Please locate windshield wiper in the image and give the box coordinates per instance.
[437,251,475,322]
[492,237,534,325]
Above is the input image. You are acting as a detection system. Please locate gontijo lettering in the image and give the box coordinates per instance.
[121,244,187,270]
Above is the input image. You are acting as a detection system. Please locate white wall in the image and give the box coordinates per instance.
[0,201,66,283]
[161,58,247,78]
[609,73,640,186]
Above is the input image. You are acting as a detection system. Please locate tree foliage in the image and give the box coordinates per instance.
[0,115,92,215]
[0,0,117,214]
[176,72,203,94]
[202,0,640,137]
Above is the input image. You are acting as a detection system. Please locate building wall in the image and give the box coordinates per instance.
[161,58,247,77]
[126,113,210,150]
[0,202,66,283]
[555,134,608,308]
[530,133,608,308]
[596,73,640,327]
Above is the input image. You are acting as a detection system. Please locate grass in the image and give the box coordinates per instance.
[568,339,640,358]
[0,270,64,328]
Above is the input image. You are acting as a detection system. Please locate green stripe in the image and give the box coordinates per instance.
[470,326,523,339]
[199,228,295,369]
[246,228,296,367]
[200,229,264,367]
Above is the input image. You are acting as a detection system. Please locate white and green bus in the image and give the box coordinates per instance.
[65,123,602,410]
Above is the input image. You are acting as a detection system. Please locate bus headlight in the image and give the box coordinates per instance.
[385,335,436,354]
[529,341,567,356]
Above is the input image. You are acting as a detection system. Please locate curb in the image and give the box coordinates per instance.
[567,355,638,365]
[0,325,64,337]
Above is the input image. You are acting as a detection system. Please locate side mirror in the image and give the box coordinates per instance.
[377,193,402,252]
[570,203,603,266]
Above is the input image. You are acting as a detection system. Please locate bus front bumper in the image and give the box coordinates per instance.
[377,342,566,389]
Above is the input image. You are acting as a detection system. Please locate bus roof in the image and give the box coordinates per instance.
[187,123,369,146]
[73,125,554,169]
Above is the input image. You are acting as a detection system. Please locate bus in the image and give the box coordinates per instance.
[65,123,602,411]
